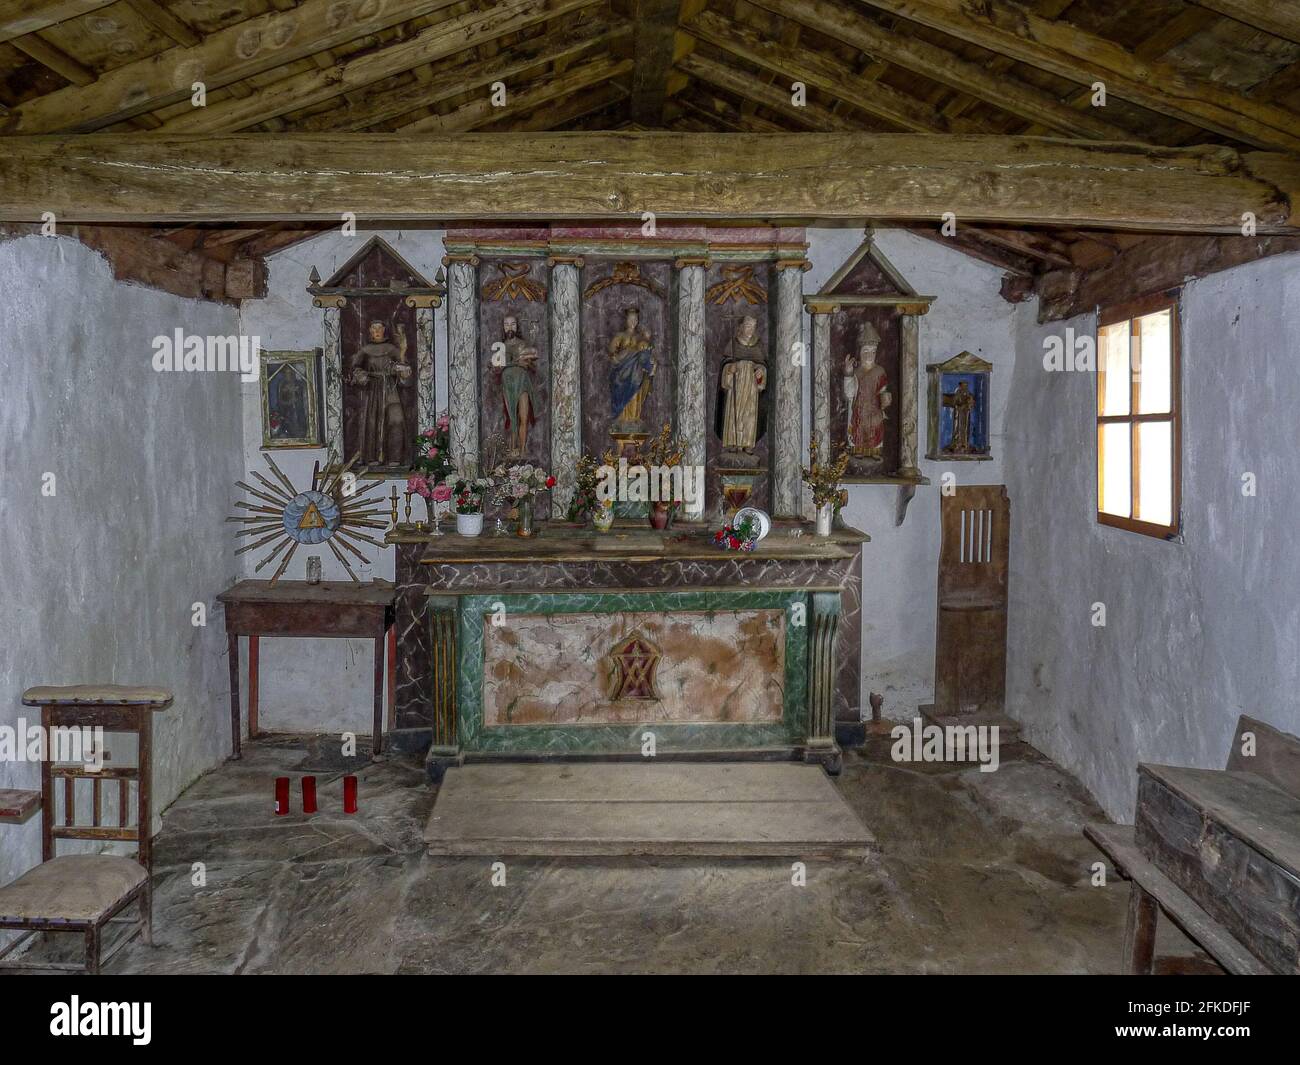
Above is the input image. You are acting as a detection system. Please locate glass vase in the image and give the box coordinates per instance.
[516,497,535,538]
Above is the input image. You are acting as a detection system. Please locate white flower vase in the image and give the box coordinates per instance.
[456,512,484,537]
[815,502,834,538]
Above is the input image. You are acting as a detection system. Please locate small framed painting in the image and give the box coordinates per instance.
[926,351,992,461]
[260,349,322,449]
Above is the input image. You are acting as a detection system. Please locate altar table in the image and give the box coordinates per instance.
[387,523,866,772]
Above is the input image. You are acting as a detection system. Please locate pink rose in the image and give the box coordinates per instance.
[422,429,436,438]
[437,414,451,431]
[432,484,453,503]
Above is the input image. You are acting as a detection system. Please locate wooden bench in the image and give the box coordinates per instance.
[1087,714,1299,975]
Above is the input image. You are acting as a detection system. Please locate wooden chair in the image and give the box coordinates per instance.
[0,685,171,974]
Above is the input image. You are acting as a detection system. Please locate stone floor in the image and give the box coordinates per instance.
[39,733,1208,974]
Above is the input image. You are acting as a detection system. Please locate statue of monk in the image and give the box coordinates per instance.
[608,306,655,429]
[943,380,976,454]
[348,319,410,465]
[498,314,539,457]
[843,321,890,458]
[719,315,767,453]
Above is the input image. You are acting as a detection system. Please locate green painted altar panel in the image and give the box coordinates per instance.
[453,588,810,753]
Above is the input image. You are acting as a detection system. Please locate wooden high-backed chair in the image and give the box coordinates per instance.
[934,485,1009,718]
[0,685,171,974]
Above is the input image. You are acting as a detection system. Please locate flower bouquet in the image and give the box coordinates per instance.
[490,463,555,538]
[714,512,762,552]
[565,453,602,525]
[406,413,456,528]
[801,436,851,537]
[447,470,496,536]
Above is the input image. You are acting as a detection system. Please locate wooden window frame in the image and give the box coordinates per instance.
[1096,292,1182,540]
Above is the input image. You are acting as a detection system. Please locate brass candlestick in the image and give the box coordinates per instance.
[389,485,399,529]
[403,490,413,525]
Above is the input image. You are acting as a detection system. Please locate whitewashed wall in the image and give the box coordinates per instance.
[1005,252,1300,821]
[0,235,242,893]
[804,229,1021,719]
[239,227,1017,735]
[237,229,447,735]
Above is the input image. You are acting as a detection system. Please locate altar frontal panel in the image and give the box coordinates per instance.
[456,589,810,753]
[482,608,786,727]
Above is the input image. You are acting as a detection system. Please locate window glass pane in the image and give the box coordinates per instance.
[1099,422,1131,518]
[1135,308,1172,414]
[1136,420,1173,528]
[1098,320,1130,416]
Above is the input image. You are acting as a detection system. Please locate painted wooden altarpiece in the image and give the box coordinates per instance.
[308,236,443,472]
[805,233,933,486]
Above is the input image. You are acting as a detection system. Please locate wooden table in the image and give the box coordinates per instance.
[217,580,398,760]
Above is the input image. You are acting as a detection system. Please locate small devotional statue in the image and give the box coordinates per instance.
[348,319,411,466]
[608,306,655,430]
[943,380,976,455]
[718,314,768,454]
[497,313,539,458]
[842,321,890,458]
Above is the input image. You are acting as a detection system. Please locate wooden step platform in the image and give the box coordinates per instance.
[424,763,876,859]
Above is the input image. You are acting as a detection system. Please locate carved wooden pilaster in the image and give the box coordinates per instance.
[805,589,843,774]
[773,261,807,517]
[898,313,921,479]
[444,255,480,473]
[406,294,439,438]
[676,260,707,519]
[548,257,583,515]
[808,303,838,460]
[319,303,343,459]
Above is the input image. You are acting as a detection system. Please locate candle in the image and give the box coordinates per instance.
[343,775,358,814]
[301,775,317,814]
[274,777,290,816]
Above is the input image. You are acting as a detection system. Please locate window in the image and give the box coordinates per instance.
[1096,294,1181,538]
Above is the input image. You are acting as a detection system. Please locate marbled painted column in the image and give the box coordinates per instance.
[773,261,807,517]
[675,259,707,520]
[898,312,921,478]
[314,297,345,459]
[805,589,843,774]
[808,302,838,457]
[548,256,583,516]
[444,255,479,473]
[408,296,439,435]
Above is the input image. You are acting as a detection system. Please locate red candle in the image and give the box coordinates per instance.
[274,777,290,816]
[301,776,317,814]
[343,775,358,814]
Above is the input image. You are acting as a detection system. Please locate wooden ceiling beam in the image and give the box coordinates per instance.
[0,0,468,134]
[675,51,862,130]
[851,0,1300,150]
[478,80,629,131]
[1,133,1296,231]
[152,0,604,133]
[0,0,113,45]
[746,0,1130,139]
[122,0,201,48]
[398,54,633,132]
[630,0,680,125]
[1188,1,1300,46]
[684,8,984,133]
[10,33,94,85]
[284,15,630,132]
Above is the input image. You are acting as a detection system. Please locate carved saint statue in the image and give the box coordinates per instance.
[719,315,768,453]
[842,321,890,458]
[943,380,976,455]
[348,319,410,465]
[498,314,539,457]
[608,306,655,429]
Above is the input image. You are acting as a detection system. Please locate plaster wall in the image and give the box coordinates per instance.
[238,228,1017,734]
[804,229,1020,718]
[1004,252,1300,821]
[237,230,447,736]
[0,235,242,893]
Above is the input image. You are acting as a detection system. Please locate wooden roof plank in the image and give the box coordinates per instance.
[0,0,114,46]
[1190,0,1300,46]
[852,0,1300,150]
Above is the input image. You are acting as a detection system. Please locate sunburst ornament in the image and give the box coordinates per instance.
[227,452,390,585]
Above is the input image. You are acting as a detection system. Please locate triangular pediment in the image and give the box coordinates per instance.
[817,233,917,300]
[929,351,993,375]
[316,236,435,292]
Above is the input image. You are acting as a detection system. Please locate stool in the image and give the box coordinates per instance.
[0,685,171,973]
